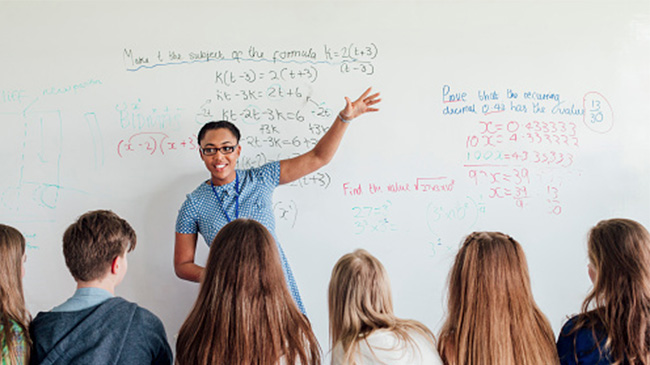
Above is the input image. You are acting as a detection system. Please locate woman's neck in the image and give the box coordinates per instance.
[210,172,236,186]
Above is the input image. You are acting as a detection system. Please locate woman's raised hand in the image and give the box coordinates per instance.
[340,87,381,121]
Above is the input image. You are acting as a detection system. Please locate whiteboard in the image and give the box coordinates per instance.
[1,0,649,356]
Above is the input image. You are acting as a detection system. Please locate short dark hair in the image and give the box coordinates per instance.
[63,210,136,282]
[197,120,241,145]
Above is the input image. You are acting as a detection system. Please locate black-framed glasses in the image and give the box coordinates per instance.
[200,145,238,156]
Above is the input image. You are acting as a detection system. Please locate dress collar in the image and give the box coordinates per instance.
[206,172,239,194]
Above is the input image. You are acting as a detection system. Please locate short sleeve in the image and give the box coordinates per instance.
[253,161,280,188]
[175,196,199,235]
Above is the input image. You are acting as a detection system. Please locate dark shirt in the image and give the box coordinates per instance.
[30,297,173,365]
[557,316,617,365]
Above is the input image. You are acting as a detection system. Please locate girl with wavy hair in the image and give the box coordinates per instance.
[437,232,558,365]
[0,224,30,364]
[557,218,650,364]
[328,249,442,364]
[176,218,321,365]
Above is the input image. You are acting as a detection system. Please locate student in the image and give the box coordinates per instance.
[328,249,442,365]
[29,210,173,364]
[0,224,30,364]
[557,218,650,364]
[176,218,321,365]
[437,232,559,365]
[174,88,381,314]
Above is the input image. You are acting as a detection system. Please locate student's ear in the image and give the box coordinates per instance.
[111,256,120,275]
[588,262,597,284]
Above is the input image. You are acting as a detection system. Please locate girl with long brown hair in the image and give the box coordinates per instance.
[176,218,321,365]
[557,218,650,364]
[328,249,442,364]
[0,224,30,364]
[437,232,559,365]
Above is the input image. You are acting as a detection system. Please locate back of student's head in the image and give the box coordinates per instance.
[580,218,650,363]
[62,210,136,282]
[0,224,30,363]
[176,218,320,365]
[328,249,393,343]
[587,218,650,299]
[438,232,558,365]
[328,249,434,363]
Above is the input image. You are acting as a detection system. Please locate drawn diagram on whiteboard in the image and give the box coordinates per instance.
[1,109,63,217]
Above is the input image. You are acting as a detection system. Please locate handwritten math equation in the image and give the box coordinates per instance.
[117,132,198,158]
[215,67,319,85]
[116,134,332,189]
[342,178,457,235]
[351,200,398,235]
[199,95,334,125]
[123,43,378,75]
[427,195,488,256]
[463,117,574,214]
[443,85,613,215]
[117,43,379,195]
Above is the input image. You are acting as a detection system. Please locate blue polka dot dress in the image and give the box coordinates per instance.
[176,161,306,314]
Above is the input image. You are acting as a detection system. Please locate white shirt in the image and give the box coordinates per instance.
[331,329,443,365]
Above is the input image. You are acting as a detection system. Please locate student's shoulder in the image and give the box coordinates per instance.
[364,328,433,347]
[558,314,591,348]
[363,329,398,347]
[133,305,164,324]
[559,313,599,338]
[115,299,169,344]
[130,304,167,334]
[407,330,443,364]
[30,306,83,329]
[30,310,48,325]
[557,314,609,364]
[112,300,172,364]
[360,329,442,365]
[103,297,162,326]
[559,315,579,335]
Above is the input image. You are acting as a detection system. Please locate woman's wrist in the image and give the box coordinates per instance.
[338,112,353,123]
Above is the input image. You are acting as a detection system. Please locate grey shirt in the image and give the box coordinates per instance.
[30,296,173,365]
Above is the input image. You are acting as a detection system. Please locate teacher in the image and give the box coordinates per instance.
[174,87,381,313]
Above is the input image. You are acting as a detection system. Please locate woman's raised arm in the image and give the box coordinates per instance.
[279,87,381,184]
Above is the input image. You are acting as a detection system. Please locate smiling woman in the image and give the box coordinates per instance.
[173,87,381,314]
